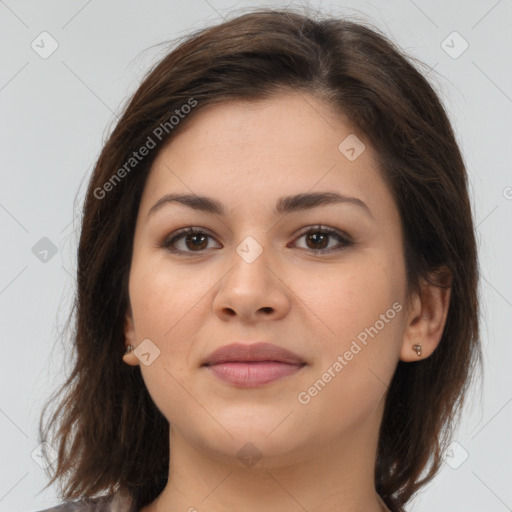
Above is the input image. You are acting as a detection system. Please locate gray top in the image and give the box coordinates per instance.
[35,491,137,512]
[36,491,392,511]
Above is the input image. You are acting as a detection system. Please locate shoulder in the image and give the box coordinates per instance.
[35,504,83,511]
[34,491,136,512]
[34,498,104,511]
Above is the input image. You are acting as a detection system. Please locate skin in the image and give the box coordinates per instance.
[123,91,451,512]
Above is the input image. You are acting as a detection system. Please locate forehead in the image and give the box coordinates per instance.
[155,92,361,168]
[139,92,392,220]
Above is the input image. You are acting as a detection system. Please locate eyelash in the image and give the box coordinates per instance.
[160,225,353,256]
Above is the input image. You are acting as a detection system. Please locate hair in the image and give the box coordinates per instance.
[38,6,482,512]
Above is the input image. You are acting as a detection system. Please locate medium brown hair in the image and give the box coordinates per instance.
[39,6,481,511]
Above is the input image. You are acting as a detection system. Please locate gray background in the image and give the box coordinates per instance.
[0,1,511,511]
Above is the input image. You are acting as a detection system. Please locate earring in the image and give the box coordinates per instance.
[412,344,422,357]
[125,345,135,354]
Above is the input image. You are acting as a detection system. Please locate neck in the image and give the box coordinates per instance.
[142,399,388,512]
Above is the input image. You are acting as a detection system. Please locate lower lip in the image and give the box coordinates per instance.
[204,361,306,387]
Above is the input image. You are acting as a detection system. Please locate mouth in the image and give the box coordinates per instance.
[203,361,307,387]
[201,342,307,388]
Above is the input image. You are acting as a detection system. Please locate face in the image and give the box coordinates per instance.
[124,92,411,465]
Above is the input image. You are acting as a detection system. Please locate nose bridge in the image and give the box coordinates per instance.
[229,232,271,287]
[235,232,266,265]
[213,231,289,321]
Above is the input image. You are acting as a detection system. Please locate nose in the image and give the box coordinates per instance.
[212,241,290,324]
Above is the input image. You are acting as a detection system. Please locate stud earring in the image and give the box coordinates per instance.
[125,345,135,354]
[412,344,422,357]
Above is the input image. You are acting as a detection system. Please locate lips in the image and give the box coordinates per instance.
[202,342,306,366]
[202,342,307,387]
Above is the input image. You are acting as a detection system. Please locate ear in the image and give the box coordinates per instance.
[400,267,452,362]
[122,303,139,366]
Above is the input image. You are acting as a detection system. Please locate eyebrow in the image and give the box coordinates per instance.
[147,191,374,219]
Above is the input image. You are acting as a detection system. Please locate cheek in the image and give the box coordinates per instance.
[128,261,206,424]
[296,258,406,430]
[128,257,201,336]
[300,253,405,355]
[294,264,404,438]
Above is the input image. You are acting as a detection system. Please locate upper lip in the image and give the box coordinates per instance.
[202,342,306,366]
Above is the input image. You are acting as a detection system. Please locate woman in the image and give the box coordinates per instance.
[37,6,481,512]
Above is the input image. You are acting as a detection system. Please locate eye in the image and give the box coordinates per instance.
[291,225,352,254]
[161,227,220,254]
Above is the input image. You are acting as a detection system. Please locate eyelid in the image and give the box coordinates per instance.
[293,224,353,243]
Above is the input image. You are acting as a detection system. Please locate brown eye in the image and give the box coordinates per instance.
[183,233,208,251]
[292,226,352,254]
[305,232,330,250]
[162,227,219,254]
